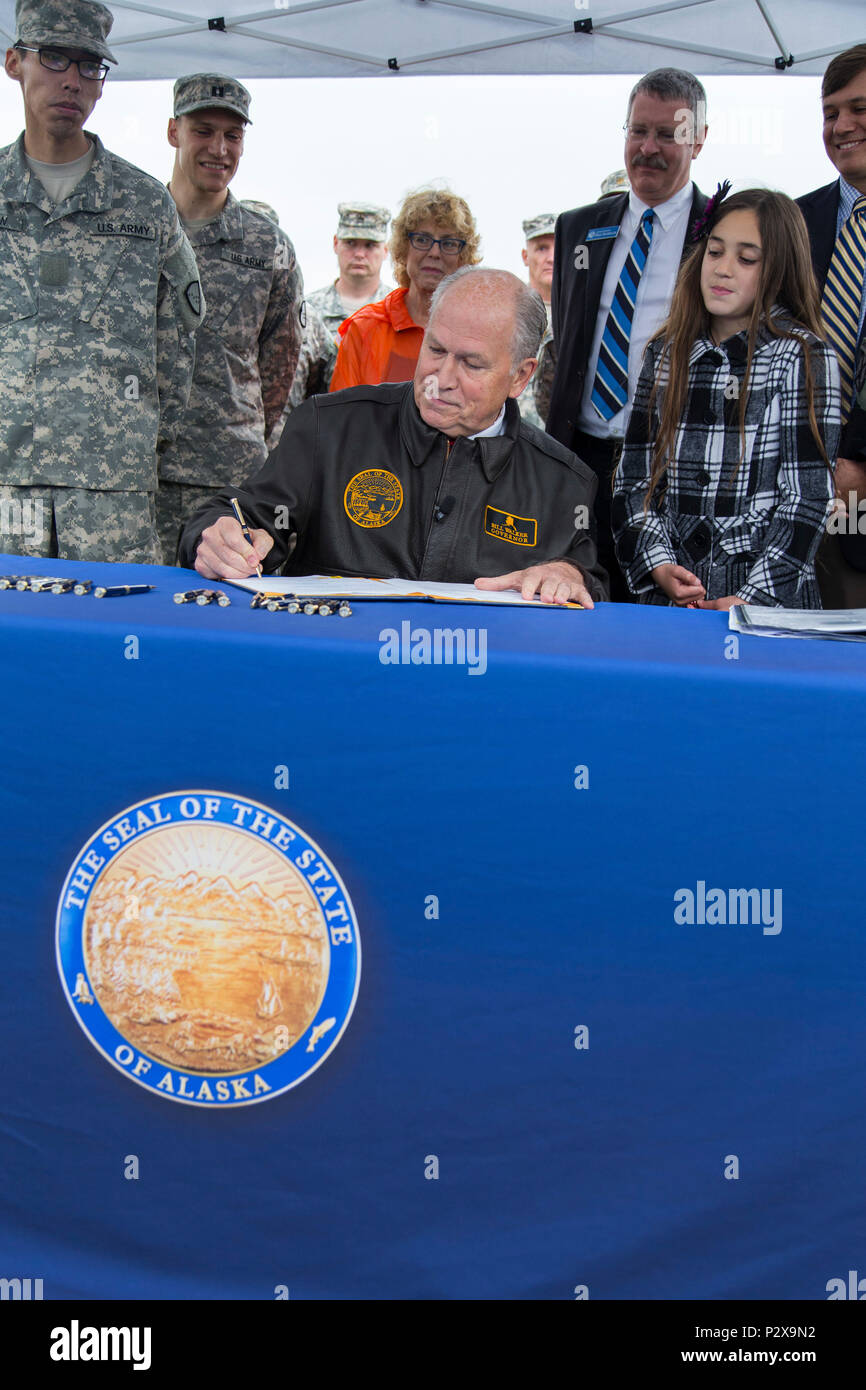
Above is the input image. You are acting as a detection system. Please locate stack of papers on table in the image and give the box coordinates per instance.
[226,575,583,608]
[729,606,866,641]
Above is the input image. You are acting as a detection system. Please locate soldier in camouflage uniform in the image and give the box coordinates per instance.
[240,200,336,419]
[239,198,279,225]
[308,201,392,348]
[0,0,204,563]
[158,75,303,563]
[517,214,555,432]
[283,307,336,414]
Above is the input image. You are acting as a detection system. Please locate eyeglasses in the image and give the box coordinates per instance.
[16,46,110,82]
[407,231,467,256]
[622,122,684,146]
[619,122,686,146]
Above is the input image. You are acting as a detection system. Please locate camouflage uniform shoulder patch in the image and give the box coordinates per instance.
[164,232,206,332]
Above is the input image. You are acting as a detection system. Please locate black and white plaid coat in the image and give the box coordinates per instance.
[612,313,840,607]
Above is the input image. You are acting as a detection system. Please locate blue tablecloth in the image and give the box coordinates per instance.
[1,553,864,1300]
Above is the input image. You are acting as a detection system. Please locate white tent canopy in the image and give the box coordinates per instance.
[0,0,862,80]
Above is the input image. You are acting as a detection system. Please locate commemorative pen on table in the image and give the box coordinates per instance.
[93,584,155,598]
[230,497,263,579]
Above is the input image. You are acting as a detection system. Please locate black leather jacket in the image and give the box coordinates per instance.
[180,381,609,599]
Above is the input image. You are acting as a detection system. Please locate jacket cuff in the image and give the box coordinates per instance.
[626,540,679,592]
[545,557,606,601]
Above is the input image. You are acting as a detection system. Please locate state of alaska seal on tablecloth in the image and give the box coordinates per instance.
[56,792,360,1106]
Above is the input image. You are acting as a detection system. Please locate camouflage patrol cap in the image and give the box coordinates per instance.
[522,213,556,243]
[173,73,252,125]
[336,202,390,243]
[15,0,117,64]
[241,199,279,226]
[600,169,630,197]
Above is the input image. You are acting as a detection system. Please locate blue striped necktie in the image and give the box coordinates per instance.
[821,195,866,421]
[591,208,655,421]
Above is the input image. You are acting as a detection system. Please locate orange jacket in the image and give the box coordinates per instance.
[330,287,424,392]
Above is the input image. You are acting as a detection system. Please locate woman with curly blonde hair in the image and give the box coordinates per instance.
[331,187,480,391]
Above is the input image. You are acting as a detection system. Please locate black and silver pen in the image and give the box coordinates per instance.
[230,497,263,579]
[93,584,155,598]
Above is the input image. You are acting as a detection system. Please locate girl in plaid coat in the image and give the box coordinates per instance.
[613,188,841,608]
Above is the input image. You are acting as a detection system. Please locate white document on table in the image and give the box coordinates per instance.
[729,606,866,640]
[224,575,583,608]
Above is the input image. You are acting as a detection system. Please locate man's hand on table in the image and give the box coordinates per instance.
[474,561,595,608]
[195,518,275,580]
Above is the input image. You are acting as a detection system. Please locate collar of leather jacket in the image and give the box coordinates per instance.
[397,381,521,483]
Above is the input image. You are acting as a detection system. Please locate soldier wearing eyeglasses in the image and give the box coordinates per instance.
[330,187,480,392]
[0,0,203,564]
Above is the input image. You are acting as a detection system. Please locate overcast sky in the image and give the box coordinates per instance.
[0,71,836,293]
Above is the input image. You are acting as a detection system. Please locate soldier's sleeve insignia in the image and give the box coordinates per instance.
[165,234,207,332]
[185,281,203,317]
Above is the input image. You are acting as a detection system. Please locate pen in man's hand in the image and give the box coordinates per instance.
[230,497,263,578]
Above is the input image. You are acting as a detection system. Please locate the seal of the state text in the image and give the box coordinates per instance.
[56,792,360,1106]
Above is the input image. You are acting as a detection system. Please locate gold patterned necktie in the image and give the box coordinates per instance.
[821,195,866,421]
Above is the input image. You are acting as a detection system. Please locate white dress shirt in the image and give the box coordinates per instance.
[469,404,506,439]
[579,181,695,440]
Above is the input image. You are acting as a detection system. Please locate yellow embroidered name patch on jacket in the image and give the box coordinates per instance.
[484,506,537,546]
[344,470,403,528]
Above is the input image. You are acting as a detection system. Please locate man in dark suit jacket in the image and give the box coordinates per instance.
[797,43,866,595]
[547,68,708,599]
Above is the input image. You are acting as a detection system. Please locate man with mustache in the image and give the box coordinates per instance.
[0,0,203,563]
[546,69,708,599]
[179,268,608,608]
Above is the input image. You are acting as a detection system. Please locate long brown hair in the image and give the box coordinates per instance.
[644,188,829,506]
